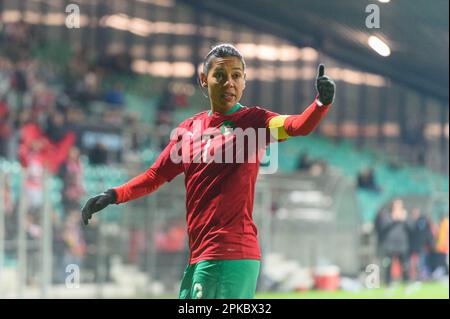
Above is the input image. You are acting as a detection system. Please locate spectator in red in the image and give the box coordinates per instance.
[19,116,75,174]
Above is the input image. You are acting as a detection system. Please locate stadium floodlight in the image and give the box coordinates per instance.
[368,36,391,57]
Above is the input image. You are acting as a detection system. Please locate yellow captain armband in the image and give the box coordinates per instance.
[268,115,290,140]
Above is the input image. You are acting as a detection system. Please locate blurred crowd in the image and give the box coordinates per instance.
[1,22,86,285]
[0,21,149,162]
[375,199,449,286]
[0,21,170,285]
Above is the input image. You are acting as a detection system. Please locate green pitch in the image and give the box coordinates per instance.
[254,282,449,299]
[146,281,448,299]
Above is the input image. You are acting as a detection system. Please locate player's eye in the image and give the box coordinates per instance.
[232,73,242,80]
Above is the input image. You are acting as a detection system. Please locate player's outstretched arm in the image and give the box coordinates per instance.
[269,64,335,139]
[81,168,167,226]
[81,138,183,225]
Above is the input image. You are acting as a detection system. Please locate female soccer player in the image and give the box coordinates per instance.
[81,43,335,299]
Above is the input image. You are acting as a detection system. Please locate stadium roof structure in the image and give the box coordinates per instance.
[181,0,449,102]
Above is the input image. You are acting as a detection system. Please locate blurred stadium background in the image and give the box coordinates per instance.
[0,0,448,298]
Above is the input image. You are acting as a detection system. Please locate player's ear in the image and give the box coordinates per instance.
[199,72,207,88]
[243,73,247,90]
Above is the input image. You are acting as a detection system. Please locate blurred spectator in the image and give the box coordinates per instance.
[45,112,68,143]
[295,154,327,176]
[19,117,76,174]
[103,108,124,127]
[61,146,85,211]
[73,68,101,106]
[408,208,434,281]
[296,153,313,171]
[65,107,85,148]
[31,81,56,118]
[54,91,72,113]
[84,69,100,97]
[11,63,28,93]
[105,83,125,109]
[3,20,32,60]
[10,61,29,112]
[377,199,412,286]
[68,48,89,79]
[431,214,449,278]
[357,167,381,192]
[88,142,108,165]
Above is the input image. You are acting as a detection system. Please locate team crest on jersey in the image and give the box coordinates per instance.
[220,120,236,136]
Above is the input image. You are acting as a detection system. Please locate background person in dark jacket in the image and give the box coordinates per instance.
[409,208,434,281]
[378,199,413,286]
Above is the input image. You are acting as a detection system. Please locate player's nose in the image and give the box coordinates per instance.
[224,75,235,88]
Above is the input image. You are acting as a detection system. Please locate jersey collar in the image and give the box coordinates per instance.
[208,103,242,117]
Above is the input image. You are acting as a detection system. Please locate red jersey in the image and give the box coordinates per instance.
[114,101,329,264]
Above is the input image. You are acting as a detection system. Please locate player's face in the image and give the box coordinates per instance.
[201,56,246,112]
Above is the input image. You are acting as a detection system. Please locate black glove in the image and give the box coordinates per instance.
[315,64,335,105]
[81,189,117,225]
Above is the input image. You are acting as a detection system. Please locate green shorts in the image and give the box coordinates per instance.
[179,259,260,299]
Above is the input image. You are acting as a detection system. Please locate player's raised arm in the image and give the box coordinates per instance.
[81,138,184,226]
[268,64,335,139]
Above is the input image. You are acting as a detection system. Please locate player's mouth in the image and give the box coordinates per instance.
[221,93,235,102]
